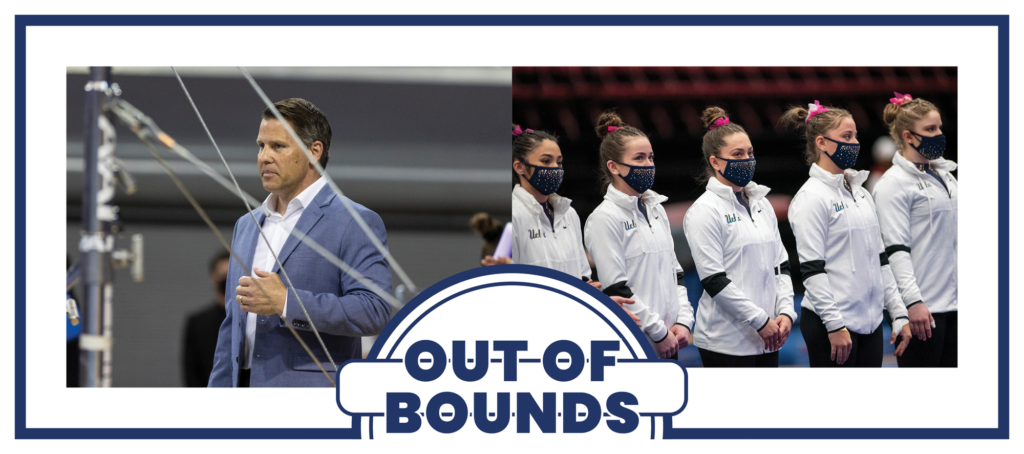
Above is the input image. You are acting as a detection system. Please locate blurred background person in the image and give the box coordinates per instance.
[470,212,505,263]
[181,250,230,387]
[874,93,958,367]
[865,135,898,193]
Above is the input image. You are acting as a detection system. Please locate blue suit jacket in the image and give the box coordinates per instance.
[208,185,393,387]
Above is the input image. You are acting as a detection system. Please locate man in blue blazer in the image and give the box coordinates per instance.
[208,98,393,387]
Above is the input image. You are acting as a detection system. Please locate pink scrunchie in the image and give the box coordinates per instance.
[512,125,534,137]
[890,92,913,105]
[806,100,830,124]
[709,117,730,131]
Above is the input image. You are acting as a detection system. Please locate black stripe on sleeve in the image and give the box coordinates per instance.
[756,317,770,331]
[775,260,791,276]
[700,272,732,298]
[885,244,911,256]
[603,281,634,298]
[799,260,827,281]
[905,301,923,310]
[879,252,890,267]
[827,325,847,334]
[676,270,685,286]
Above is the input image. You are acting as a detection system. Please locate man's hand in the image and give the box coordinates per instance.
[609,296,640,327]
[236,268,286,315]
[669,324,691,350]
[775,316,793,350]
[908,303,933,341]
[655,331,679,359]
[481,255,513,266]
[587,279,603,290]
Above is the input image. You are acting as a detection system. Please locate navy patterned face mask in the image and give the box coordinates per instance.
[910,132,946,160]
[521,162,563,196]
[615,163,656,194]
[716,157,756,188]
[822,137,861,170]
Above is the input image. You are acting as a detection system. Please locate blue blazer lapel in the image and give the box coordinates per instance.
[240,208,267,272]
[271,186,334,273]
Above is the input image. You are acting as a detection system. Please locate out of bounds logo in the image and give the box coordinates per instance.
[336,265,688,439]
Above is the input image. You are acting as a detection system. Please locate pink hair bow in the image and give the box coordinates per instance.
[512,125,534,137]
[709,117,730,130]
[806,100,830,124]
[607,126,619,132]
[890,92,913,105]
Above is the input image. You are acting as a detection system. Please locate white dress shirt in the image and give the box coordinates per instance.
[243,177,327,369]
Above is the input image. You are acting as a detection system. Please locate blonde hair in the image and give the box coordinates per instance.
[698,106,747,183]
[779,103,853,165]
[594,110,647,193]
[883,97,939,152]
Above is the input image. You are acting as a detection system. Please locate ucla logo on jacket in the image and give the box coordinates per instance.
[833,201,846,213]
[724,213,741,224]
[623,219,637,231]
[335,265,688,440]
[529,229,546,239]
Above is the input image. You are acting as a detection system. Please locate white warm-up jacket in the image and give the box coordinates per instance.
[684,178,797,356]
[789,164,909,335]
[584,185,694,345]
[872,154,958,314]
[511,185,592,281]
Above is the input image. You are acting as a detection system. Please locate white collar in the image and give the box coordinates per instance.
[604,184,668,210]
[513,184,572,216]
[706,177,771,206]
[891,151,959,175]
[262,176,327,216]
[808,163,869,191]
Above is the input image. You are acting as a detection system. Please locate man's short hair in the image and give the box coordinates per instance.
[262,98,332,168]
[209,250,231,275]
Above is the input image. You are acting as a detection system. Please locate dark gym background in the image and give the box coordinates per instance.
[513,66,957,366]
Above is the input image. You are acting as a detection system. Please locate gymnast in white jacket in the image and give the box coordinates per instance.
[509,125,592,281]
[781,100,913,367]
[583,111,694,360]
[506,125,641,326]
[873,93,958,367]
[682,107,796,367]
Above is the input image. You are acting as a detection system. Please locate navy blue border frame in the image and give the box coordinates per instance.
[17,14,1008,439]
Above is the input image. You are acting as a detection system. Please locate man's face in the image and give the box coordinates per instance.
[256,118,314,198]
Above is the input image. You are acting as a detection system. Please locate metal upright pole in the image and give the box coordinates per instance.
[80,67,111,387]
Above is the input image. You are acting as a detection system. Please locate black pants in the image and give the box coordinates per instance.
[698,348,779,367]
[893,311,958,367]
[239,368,251,387]
[801,308,883,367]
